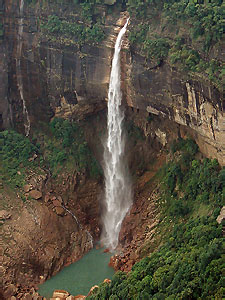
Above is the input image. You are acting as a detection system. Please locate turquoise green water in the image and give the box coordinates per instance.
[38,248,114,298]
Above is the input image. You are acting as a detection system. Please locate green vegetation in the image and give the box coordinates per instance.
[127,0,224,88]
[40,118,102,178]
[88,216,224,299]
[162,139,223,217]
[143,37,170,62]
[163,0,224,52]
[126,120,145,142]
[87,138,224,299]
[0,118,102,188]
[41,15,105,46]
[127,0,224,52]
[0,130,39,187]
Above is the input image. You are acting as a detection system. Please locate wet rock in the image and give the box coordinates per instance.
[29,190,42,200]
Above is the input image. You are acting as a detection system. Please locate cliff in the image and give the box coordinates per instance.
[0,0,224,164]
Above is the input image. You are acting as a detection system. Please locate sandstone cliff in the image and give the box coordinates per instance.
[0,0,224,165]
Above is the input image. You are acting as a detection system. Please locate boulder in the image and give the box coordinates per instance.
[55,207,65,216]
[87,285,99,297]
[74,296,86,300]
[53,200,61,207]
[103,278,111,284]
[23,184,32,193]
[44,194,50,203]
[52,290,69,298]
[29,190,42,200]
[57,196,63,203]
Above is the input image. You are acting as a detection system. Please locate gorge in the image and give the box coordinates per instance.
[0,0,224,299]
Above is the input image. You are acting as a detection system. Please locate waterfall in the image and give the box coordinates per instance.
[17,0,31,137]
[101,18,132,250]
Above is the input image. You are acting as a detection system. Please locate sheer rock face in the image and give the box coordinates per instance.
[0,1,224,164]
[122,54,224,165]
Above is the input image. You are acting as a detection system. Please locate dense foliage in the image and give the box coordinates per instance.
[0,118,102,188]
[41,15,105,45]
[0,130,39,187]
[88,217,224,299]
[87,139,225,299]
[161,139,224,217]
[127,0,224,87]
[45,118,102,177]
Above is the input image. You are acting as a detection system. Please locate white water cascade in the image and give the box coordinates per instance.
[101,18,132,250]
[17,0,31,136]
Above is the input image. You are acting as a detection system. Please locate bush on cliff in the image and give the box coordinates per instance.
[0,130,39,187]
[45,118,102,178]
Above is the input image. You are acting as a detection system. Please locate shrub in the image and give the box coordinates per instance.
[0,130,38,187]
